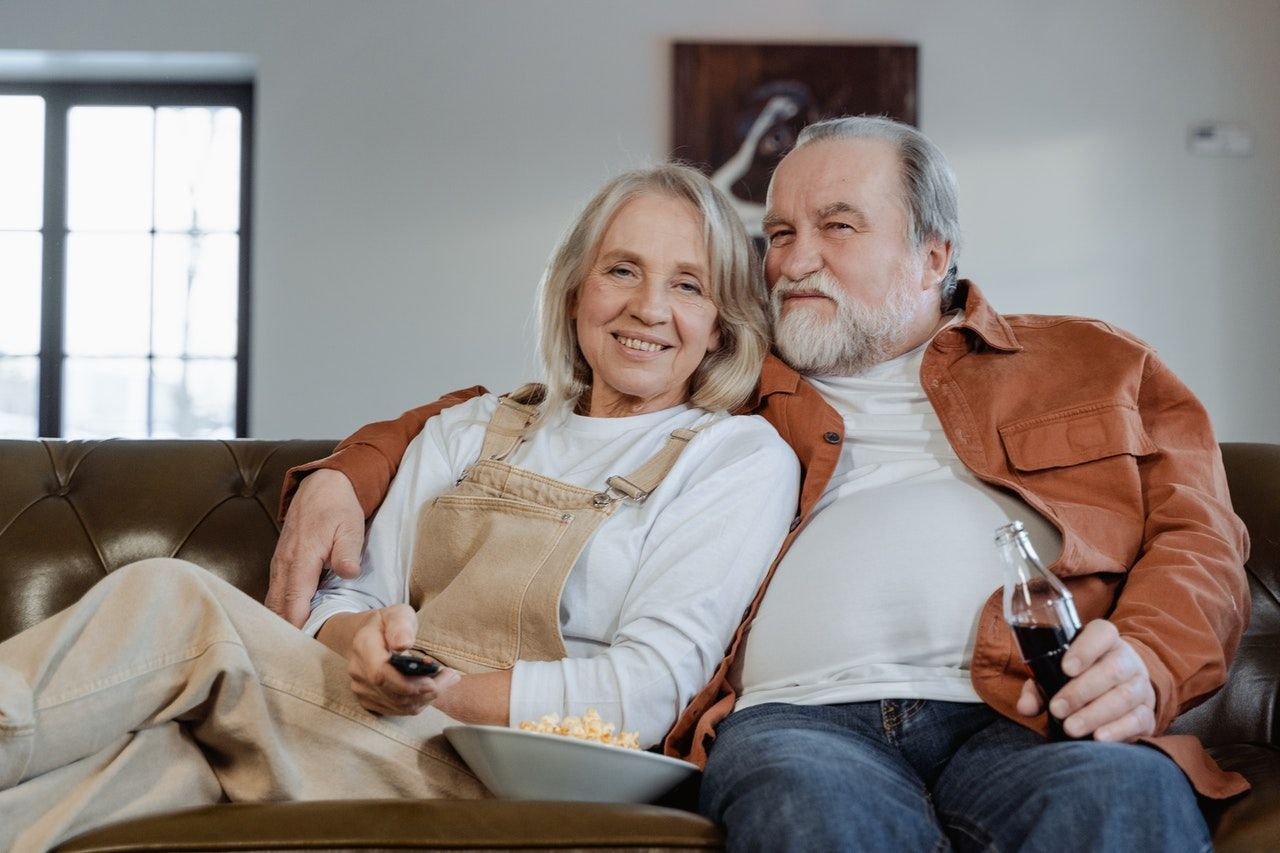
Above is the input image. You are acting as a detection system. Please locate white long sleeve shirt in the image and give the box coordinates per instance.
[305,395,798,747]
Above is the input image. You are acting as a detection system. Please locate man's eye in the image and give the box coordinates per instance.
[826,222,855,232]
[766,231,793,246]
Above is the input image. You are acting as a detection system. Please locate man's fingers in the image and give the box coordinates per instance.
[1061,674,1155,740]
[1050,645,1141,721]
[330,524,365,579]
[1092,703,1156,743]
[1060,619,1119,678]
[265,545,324,627]
[269,586,315,628]
[1015,678,1044,717]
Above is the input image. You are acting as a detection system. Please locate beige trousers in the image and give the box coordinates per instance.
[0,558,485,853]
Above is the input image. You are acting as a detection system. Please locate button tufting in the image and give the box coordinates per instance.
[55,485,70,497]
[823,431,841,445]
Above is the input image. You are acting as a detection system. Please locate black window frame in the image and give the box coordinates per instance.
[0,80,253,438]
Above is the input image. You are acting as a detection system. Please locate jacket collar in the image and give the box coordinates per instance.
[756,353,802,398]
[949,280,1022,353]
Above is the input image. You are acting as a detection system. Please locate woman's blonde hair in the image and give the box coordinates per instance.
[536,164,768,413]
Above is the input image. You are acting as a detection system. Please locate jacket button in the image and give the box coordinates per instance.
[823,431,841,444]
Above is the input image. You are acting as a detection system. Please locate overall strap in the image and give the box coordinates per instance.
[476,395,541,462]
[601,422,711,505]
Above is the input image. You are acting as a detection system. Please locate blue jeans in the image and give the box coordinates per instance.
[699,701,1210,852]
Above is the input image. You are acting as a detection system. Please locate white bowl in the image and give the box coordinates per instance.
[444,724,699,803]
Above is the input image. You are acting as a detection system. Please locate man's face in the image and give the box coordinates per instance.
[762,137,947,376]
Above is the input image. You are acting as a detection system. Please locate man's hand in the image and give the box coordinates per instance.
[1016,618,1157,742]
[266,468,365,627]
[347,605,460,715]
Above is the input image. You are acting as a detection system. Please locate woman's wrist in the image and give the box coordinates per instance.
[434,670,512,726]
[315,609,378,658]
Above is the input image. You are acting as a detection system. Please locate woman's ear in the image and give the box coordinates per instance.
[707,323,723,354]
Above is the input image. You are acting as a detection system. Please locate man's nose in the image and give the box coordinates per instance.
[773,233,823,284]
[629,280,673,325]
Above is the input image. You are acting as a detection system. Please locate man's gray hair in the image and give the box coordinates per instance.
[795,116,962,308]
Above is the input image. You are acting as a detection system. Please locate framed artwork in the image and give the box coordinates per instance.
[672,42,918,237]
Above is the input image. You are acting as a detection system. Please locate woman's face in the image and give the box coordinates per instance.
[572,194,721,417]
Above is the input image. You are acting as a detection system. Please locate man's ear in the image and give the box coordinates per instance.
[923,238,953,288]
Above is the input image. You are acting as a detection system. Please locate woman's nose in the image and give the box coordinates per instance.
[628,281,673,325]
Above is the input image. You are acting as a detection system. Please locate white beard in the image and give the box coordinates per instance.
[770,269,919,377]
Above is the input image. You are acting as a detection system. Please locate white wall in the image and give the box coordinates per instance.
[2,0,1277,441]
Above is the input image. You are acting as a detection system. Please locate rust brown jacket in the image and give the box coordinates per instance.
[281,281,1250,799]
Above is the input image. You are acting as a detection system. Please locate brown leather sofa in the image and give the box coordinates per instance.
[1,438,1277,851]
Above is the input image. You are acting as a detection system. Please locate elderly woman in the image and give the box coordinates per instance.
[0,165,799,852]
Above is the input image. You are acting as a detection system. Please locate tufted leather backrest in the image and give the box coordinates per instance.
[1,439,1277,750]
[0,439,334,642]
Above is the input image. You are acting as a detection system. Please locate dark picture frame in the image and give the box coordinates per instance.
[672,42,917,236]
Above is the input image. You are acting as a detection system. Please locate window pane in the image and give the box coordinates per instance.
[0,96,45,230]
[0,233,43,354]
[67,106,155,232]
[65,233,152,356]
[155,107,241,233]
[64,357,150,438]
[152,357,235,438]
[152,234,239,357]
[0,356,39,438]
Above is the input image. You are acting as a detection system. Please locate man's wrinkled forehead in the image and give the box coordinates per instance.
[765,137,905,221]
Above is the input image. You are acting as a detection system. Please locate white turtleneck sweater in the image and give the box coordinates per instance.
[737,321,1061,710]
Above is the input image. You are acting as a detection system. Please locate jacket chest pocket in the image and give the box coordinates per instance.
[999,402,1156,573]
[999,402,1156,471]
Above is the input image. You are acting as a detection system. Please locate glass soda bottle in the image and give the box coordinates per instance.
[995,520,1082,740]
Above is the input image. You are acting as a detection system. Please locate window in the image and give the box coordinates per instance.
[0,82,252,438]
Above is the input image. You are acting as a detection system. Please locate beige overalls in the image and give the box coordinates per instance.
[410,391,704,673]
[0,391,703,852]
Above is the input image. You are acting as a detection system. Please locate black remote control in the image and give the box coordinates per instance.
[388,651,441,677]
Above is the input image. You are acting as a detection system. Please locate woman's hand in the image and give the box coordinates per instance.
[346,604,460,715]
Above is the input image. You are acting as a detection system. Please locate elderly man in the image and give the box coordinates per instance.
[269,117,1247,851]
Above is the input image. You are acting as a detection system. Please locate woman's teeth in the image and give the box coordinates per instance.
[616,336,666,352]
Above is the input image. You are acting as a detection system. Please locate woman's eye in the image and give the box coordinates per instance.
[676,280,703,295]
[608,265,637,278]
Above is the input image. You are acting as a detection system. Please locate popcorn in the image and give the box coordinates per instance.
[518,708,640,750]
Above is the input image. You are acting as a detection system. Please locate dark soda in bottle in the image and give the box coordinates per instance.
[996,520,1082,740]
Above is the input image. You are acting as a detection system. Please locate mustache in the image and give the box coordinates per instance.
[771,271,847,303]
